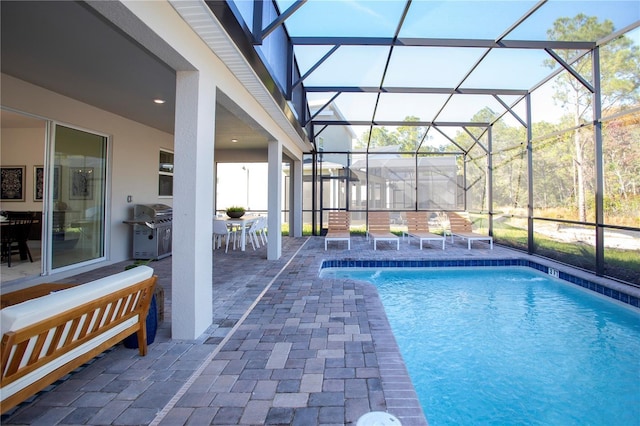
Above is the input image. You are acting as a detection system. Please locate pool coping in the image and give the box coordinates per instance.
[320,257,640,309]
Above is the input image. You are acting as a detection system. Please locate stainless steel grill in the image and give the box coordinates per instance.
[124,204,172,260]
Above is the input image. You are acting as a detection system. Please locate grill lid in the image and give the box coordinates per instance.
[124,204,173,228]
[133,204,172,220]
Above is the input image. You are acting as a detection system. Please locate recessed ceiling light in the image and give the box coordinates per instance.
[153,99,166,104]
[231,139,238,143]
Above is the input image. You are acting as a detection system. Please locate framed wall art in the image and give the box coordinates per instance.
[0,166,26,201]
[69,167,94,200]
[34,166,61,201]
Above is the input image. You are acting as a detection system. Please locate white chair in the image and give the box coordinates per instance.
[256,216,268,245]
[367,212,400,250]
[447,212,493,250]
[213,220,235,253]
[246,219,262,250]
[406,211,446,250]
[325,211,351,250]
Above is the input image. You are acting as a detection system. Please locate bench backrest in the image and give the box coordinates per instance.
[1,266,154,337]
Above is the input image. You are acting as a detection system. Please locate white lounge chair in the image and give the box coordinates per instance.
[325,211,351,250]
[367,212,399,250]
[406,212,446,249]
[447,212,493,249]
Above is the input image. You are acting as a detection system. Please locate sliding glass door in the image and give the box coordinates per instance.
[50,125,107,269]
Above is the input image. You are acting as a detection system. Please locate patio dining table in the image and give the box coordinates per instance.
[215,215,260,251]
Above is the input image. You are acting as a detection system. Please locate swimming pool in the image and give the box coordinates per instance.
[320,266,640,426]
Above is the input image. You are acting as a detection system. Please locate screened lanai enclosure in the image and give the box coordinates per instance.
[212,0,640,285]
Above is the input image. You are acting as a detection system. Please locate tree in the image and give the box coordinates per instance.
[602,112,640,224]
[396,116,428,152]
[450,108,498,211]
[545,14,640,221]
[356,116,427,152]
[355,126,397,150]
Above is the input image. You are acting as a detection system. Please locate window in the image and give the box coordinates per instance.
[52,125,107,269]
[159,149,174,197]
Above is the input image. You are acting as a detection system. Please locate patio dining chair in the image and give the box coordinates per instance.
[1,216,35,267]
[255,216,268,245]
[212,219,236,253]
[246,218,263,250]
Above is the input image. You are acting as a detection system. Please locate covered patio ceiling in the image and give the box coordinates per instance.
[0,1,272,153]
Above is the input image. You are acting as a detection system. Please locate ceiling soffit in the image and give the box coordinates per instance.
[0,0,177,134]
[169,0,311,155]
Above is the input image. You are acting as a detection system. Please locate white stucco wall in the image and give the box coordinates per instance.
[1,73,175,264]
[118,1,306,338]
[121,0,304,161]
[0,126,47,211]
[2,0,306,339]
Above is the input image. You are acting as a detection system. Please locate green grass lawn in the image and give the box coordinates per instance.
[280,220,638,285]
[493,221,639,285]
[282,221,640,284]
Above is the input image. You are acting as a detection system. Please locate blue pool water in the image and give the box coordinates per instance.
[321,267,640,426]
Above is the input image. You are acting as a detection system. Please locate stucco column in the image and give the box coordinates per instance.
[290,159,303,238]
[172,70,215,339]
[267,139,282,260]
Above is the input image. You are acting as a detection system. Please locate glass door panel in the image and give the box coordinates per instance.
[51,125,106,269]
[0,109,46,284]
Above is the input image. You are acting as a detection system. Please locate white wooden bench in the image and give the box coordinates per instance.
[1,266,157,413]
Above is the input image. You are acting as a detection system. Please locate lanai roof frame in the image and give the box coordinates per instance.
[211,0,638,155]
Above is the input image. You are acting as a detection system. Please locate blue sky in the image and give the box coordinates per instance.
[250,0,640,132]
[275,0,639,40]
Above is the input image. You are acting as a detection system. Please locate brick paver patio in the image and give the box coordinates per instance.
[3,234,606,425]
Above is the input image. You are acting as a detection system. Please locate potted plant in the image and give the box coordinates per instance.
[123,259,159,349]
[226,206,246,218]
